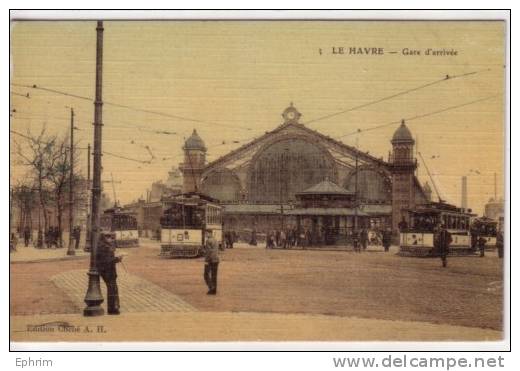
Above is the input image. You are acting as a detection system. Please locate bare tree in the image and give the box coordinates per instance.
[11,180,37,236]
[15,127,57,239]
[46,135,83,248]
[46,137,69,247]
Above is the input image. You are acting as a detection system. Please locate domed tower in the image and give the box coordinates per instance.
[390,120,417,232]
[179,129,207,193]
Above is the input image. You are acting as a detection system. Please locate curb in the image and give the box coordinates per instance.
[10,254,89,264]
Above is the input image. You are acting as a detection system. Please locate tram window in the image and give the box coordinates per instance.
[161,204,204,228]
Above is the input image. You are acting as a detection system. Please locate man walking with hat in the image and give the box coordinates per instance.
[203,229,221,295]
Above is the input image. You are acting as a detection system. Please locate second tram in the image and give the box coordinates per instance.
[100,207,139,247]
[399,202,474,256]
[470,217,498,249]
[159,193,223,258]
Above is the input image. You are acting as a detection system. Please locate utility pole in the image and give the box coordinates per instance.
[84,143,91,251]
[354,136,359,235]
[102,174,122,207]
[84,20,105,317]
[494,172,497,200]
[67,108,76,256]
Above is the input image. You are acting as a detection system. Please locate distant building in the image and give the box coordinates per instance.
[123,166,183,238]
[484,197,504,220]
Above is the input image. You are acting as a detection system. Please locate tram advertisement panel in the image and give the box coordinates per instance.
[400,232,434,248]
[449,232,470,248]
[161,229,203,246]
[115,230,138,241]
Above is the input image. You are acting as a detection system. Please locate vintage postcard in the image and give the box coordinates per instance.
[9,15,507,349]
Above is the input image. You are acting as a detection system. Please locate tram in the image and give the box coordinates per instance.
[159,193,223,258]
[470,217,498,249]
[100,207,139,248]
[399,202,474,256]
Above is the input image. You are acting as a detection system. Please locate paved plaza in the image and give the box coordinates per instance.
[10,238,504,341]
[51,269,196,313]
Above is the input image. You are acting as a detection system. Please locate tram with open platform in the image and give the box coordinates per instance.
[159,193,223,258]
[100,207,139,247]
[399,202,474,257]
[470,217,498,249]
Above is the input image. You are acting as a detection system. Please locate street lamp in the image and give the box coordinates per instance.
[83,20,105,317]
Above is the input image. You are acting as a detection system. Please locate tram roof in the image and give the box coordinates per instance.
[406,207,473,217]
[165,192,221,206]
[103,207,137,216]
[473,216,498,225]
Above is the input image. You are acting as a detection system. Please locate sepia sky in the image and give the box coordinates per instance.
[10,21,505,214]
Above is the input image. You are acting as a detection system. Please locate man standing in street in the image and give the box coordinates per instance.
[497,230,504,259]
[477,235,487,257]
[23,226,31,247]
[382,227,392,252]
[398,217,408,232]
[436,223,452,268]
[352,231,360,253]
[74,226,81,250]
[360,228,368,250]
[97,231,123,314]
[203,229,221,295]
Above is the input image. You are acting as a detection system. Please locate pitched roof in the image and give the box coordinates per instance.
[285,207,367,216]
[204,121,388,172]
[297,179,354,196]
[222,204,287,214]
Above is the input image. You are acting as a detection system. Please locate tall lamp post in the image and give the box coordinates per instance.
[84,143,91,252]
[84,20,105,316]
[67,107,76,256]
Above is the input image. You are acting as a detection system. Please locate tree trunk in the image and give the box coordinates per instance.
[38,172,48,234]
[56,200,63,248]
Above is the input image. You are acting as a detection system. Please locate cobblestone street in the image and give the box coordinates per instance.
[52,269,196,313]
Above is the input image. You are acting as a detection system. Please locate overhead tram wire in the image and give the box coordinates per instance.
[10,82,254,131]
[10,91,30,98]
[10,130,150,165]
[303,69,491,126]
[11,90,189,136]
[335,94,499,140]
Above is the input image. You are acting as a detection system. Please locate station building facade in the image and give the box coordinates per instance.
[179,104,429,243]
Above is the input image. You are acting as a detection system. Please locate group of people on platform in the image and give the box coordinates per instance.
[9,225,82,252]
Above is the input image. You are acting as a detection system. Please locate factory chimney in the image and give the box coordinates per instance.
[461,176,468,212]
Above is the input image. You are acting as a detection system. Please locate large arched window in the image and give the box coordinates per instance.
[344,168,391,203]
[247,138,337,203]
[201,169,242,202]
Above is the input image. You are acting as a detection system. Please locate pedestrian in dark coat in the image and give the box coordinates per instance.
[45,228,51,248]
[436,224,452,268]
[497,231,504,259]
[249,229,257,246]
[477,235,487,257]
[352,231,361,253]
[398,217,408,232]
[23,226,31,247]
[203,229,221,295]
[360,228,368,250]
[382,228,392,252]
[74,226,81,250]
[97,232,122,314]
